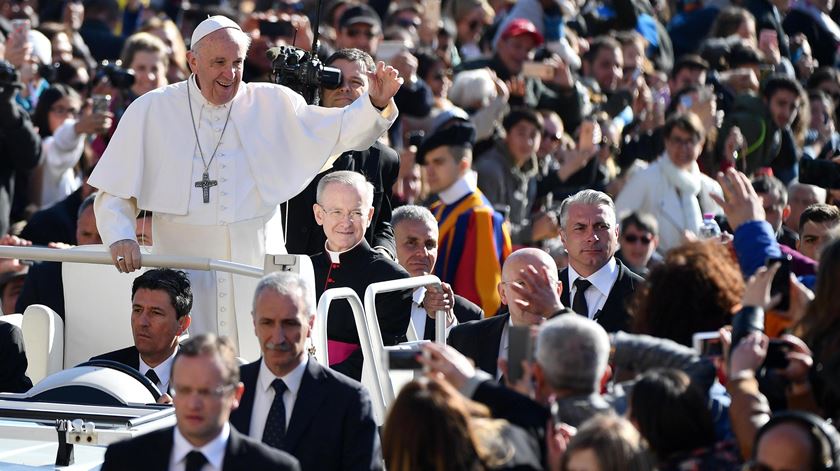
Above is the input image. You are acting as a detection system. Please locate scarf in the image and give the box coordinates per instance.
[660,154,703,234]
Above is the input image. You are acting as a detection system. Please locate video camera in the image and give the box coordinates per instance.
[264,0,341,105]
[93,61,135,90]
[267,46,341,105]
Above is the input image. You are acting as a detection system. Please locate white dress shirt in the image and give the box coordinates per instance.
[409,287,457,341]
[438,173,477,205]
[568,258,620,320]
[139,347,177,393]
[169,421,230,471]
[496,317,514,381]
[248,356,308,440]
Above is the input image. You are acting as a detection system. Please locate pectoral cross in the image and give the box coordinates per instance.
[194,171,218,204]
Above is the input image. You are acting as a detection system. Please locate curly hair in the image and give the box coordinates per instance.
[632,241,744,347]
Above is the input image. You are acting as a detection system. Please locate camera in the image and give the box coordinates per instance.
[0,60,18,88]
[267,45,341,105]
[384,341,429,370]
[94,61,135,90]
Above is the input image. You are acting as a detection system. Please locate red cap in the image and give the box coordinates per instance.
[500,18,544,46]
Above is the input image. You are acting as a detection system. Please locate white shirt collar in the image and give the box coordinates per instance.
[188,74,231,110]
[325,239,363,263]
[139,346,178,389]
[172,420,230,470]
[438,174,477,205]
[567,257,619,297]
[258,355,308,397]
[412,286,427,305]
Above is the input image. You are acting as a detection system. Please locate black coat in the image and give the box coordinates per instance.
[447,313,509,378]
[0,99,41,237]
[0,321,32,393]
[558,259,643,333]
[311,239,412,380]
[421,295,483,341]
[282,143,399,257]
[783,9,839,68]
[230,359,383,471]
[100,425,300,471]
[15,261,64,320]
[20,186,83,245]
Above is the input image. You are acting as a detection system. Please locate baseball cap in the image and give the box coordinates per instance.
[500,18,544,46]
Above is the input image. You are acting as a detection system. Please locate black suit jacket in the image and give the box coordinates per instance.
[101,425,300,471]
[91,345,140,370]
[447,313,509,378]
[559,259,642,333]
[19,186,83,245]
[282,143,400,257]
[0,322,32,393]
[229,359,383,471]
[421,295,483,341]
[15,261,64,320]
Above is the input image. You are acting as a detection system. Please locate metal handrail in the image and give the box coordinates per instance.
[315,288,388,425]
[0,246,264,278]
[363,275,444,408]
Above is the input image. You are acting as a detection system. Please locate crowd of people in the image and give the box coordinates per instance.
[0,0,838,469]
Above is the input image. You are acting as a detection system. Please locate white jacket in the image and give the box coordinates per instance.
[615,156,723,251]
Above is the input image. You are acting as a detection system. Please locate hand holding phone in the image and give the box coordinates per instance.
[767,255,792,312]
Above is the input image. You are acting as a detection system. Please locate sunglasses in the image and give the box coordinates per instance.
[623,234,653,244]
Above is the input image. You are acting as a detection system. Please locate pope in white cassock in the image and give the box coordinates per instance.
[88,16,401,360]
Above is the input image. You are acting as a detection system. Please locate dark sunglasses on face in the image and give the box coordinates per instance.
[623,234,653,244]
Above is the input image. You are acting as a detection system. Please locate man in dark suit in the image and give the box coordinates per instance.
[101,334,300,471]
[391,204,483,341]
[91,268,192,394]
[0,321,32,393]
[447,248,562,378]
[282,48,399,259]
[229,272,382,471]
[558,189,643,333]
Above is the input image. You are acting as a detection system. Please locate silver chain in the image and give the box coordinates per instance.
[187,77,233,175]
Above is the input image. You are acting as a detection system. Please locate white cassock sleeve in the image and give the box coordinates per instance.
[94,192,138,247]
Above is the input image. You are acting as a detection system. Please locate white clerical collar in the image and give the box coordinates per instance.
[188,74,232,110]
[172,420,229,470]
[325,239,363,263]
[568,257,619,298]
[258,355,308,397]
[139,346,178,389]
[438,173,477,205]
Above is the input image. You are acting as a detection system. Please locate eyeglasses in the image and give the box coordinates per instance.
[667,136,700,147]
[172,383,235,400]
[50,105,80,116]
[320,206,367,222]
[345,28,376,39]
[623,233,653,244]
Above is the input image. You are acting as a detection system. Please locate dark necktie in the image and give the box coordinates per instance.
[572,278,592,317]
[145,369,160,386]
[262,379,288,449]
[185,450,207,471]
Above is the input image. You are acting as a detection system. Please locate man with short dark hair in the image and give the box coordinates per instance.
[582,36,624,96]
[616,212,662,278]
[101,334,301,471]
[230,272,382,471]
[418,123,512,315]
[669,55,709,95]
[392,205,482,341]
[282,48,400,259]
[752,175,796,247]
[92,268,192,393]
[797,203,840,261]
[476,107,560,246]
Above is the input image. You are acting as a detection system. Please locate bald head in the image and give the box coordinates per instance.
[500,248,560,326]
[503,248,559,280]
